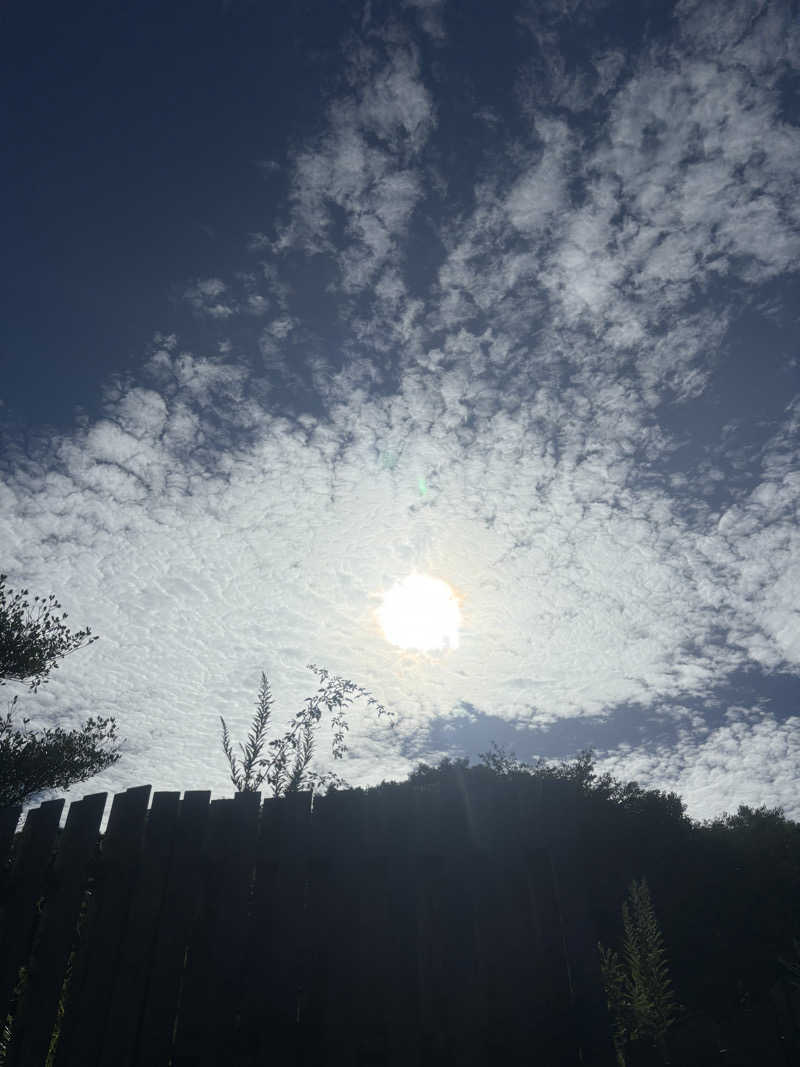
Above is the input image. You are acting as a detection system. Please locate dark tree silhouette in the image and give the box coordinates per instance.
[0,573,99,692]
[0,574,119,807]
[360,747,800,1063]
[0,710,120,807]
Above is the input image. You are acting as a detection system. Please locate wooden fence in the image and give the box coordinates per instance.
[0,777,613,1067]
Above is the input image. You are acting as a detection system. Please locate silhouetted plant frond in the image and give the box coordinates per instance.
[220,665,394,799]
[598,878,678,1065]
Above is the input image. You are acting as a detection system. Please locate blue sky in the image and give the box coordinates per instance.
[3,0,800,821]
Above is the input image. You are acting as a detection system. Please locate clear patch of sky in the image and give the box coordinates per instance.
[1,0,356,432]
[420,666,800,769]
[644,280,799,510]
[778,67,800,126]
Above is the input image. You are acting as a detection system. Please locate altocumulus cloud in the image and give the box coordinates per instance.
[2,0,799,821]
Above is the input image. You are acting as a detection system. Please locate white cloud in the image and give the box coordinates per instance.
[595,707,800,822]
[275,39,435,295]
[184,278,236,319]
[505,120,572,235]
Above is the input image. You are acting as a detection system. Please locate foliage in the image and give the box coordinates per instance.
[0,965,27,1067]
[0,574,99,693]
[598,879,679,1064]
[597,942,630,1066]
[703,802,791,833]
[0,697,121,806]
[479,739,641,790]
[406,753,473,786]
[220,665,395,798]
[477,740,531,776]
[0,574,119,807]
[407,740,592,783]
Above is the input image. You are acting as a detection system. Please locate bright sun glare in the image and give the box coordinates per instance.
[377,574,462,651]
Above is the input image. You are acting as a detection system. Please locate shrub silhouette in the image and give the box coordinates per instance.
[0,574,119,807]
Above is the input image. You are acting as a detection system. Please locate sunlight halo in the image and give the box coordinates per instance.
[377,574,461,652]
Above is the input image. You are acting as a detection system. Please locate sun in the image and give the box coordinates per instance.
[377,574,462,651]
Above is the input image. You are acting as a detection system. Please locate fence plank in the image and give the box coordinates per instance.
[0,798,65,1028]
[235,789,313,1066]
[54,784,151,1066]
[208,790,261,1065]
[440,777,492,1066]
[170,791,261,1067]
[303,788,366,1065]
[0,804,22,873]
[551,808,610,1064]
[413,785,444,1063]
[97,790,181,1067]
[461,775,543,1065]
[514,776,575,1063]
[412,778,490,1067]
[133,790,211,1067]
[5,792,106,1067]
[357,784,417,1067]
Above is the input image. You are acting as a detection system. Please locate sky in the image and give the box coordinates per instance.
[2,0,800,824]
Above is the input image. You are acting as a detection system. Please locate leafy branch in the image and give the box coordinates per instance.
[220,665,395,799]
[0,574,99,693]
[0,697,120,807]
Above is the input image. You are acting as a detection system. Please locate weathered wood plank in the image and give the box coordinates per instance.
[303,787,366,1065]
[511,774,575,1062]
[98,790,181,1067]
[549,806,610,1064]
[356,783,417,1067]
[167,797,226,1067]
[412,785,446,1063]
[0,798,65,1028]
[53,785,151,1066]
[412,776,489,1067]
[235,789,313,1066]
[170,791,261,1067]
[464,774,544,1064]
[0,804,22,874]
[133,790,211,1067]
[442,777,492,1067]
[5,792,106,1067]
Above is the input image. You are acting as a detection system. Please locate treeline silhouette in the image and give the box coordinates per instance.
[365,747,800,1065]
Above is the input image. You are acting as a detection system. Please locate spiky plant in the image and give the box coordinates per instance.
[598,941,631,1066]
[220,666,394,799]
[598,878,678,1064]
